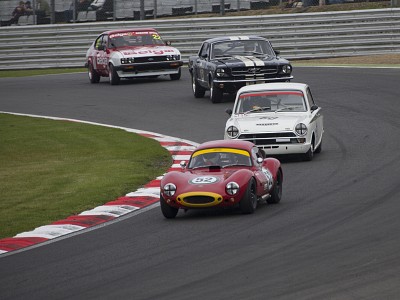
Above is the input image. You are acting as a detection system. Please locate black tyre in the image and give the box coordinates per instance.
[192,74,206,98]
[210,81,223,103]
[239,178,257,214]
[314,139,322,154]
[170,68,181,80]
[160,194,178,219]
[267,169,282,204]
[303,139,314,161]
[109,64,120,85]
[88,62,100,84]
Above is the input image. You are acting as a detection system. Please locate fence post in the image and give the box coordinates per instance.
[220,0,225,15]
[140,0,144,20]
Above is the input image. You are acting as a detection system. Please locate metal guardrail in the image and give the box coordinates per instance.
[0,8,399,70]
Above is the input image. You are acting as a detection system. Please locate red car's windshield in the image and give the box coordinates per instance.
[188,148,252,169]
[109,31,165,47]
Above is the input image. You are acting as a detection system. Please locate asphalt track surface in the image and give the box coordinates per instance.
[1,67,400,299]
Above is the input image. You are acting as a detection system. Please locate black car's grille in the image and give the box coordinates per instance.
[238,132,303,146]
[231,66,278,79]
[183,196,215,204]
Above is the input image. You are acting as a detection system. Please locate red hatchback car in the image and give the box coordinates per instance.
[85,28,183,85]
[160,140,283,218]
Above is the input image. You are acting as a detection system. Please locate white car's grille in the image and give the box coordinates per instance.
[238,132,302,146]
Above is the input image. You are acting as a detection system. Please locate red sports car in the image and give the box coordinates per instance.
[160,140,283,218]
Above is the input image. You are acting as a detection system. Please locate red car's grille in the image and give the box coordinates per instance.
[183,196,215,204]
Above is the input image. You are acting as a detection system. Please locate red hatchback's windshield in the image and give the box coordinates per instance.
[109,31,164,47]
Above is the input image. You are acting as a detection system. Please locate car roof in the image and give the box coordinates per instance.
[102,28,158,35]
[194,140,255,153]
[204,36,267,44]
[237,82,309,94]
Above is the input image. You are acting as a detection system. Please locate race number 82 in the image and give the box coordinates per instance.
[189,176,218,184]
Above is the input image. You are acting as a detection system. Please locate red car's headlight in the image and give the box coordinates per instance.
[163,183,176,196]
[226,182,239,195]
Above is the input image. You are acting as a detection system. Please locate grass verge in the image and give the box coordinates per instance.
[0,68,86,78]
[0,113,172,239]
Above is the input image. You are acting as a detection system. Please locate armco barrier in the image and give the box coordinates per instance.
[0,8,399,70]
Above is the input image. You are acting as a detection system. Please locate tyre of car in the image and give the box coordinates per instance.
[303,139,314,161]
[170,68,181,81]
[88,62,100,84]
[109,63,120,85]
[192,73,206,98]
[314,139,322,153]
[210,80,223,103]
[160,194,179,219]
[239,178,257,214]
[267,169,282,204]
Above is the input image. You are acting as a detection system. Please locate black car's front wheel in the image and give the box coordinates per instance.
[210,81,223,103]
[160,194,179,219]
[192,74,206,98]
[239,178,257,214]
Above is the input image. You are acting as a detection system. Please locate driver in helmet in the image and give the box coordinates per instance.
[202,152,220,165]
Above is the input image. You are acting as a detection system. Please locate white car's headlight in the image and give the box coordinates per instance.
[166,55,180,61]
[226,126,239,138]
[226,182,239,195]
[163,183,176,196]
[295,123,307,136]
[121,57,134,64]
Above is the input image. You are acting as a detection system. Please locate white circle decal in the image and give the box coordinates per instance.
[189,176,219,184]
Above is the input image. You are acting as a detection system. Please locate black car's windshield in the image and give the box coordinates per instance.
[211,39,274,59]
[109,30,164,47]
[189,148,252,169]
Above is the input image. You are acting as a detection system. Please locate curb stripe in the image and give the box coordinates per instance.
[0,112,198,256]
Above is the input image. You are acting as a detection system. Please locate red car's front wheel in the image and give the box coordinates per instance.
[160,194,178,219]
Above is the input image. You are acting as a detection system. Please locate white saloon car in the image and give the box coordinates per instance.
[224,83,323,161]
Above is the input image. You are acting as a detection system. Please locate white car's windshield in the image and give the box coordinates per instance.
[109,31,164,47]
[188,148,252,169]
[236,90,307,114]
[211,39,274,58]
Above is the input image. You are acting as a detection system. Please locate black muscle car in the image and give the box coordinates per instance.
[188,36,293,103]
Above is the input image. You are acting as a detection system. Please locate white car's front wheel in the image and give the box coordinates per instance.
[108,64,120,85]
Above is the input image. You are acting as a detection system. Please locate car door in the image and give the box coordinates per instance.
[194,42,210,88]
[306,87,323,144]
[94,34,109,74]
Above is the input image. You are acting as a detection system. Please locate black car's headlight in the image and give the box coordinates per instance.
[121,57,134,64]
[280,65,292,74]
[226,126,239,138]
[216,68,228,77]
[163,183,176,196]
[226,182,239,195]
[295,123,307,136]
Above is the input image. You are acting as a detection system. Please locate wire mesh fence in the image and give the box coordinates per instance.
[0,0,396,26]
